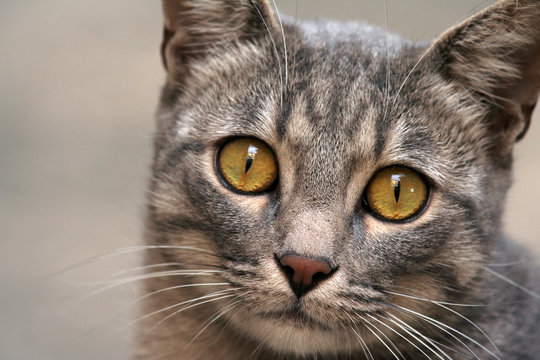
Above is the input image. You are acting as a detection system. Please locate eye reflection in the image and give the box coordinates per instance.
[244,145,258,174]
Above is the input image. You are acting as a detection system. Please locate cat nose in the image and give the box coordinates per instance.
[278,254,333,297]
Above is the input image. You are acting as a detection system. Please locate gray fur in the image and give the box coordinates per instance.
[136,1,540,359]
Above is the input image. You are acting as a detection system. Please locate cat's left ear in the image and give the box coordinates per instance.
[432,0,540,148]
[161,0,277,83]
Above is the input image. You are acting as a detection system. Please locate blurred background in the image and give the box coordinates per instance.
[1,1,538,359]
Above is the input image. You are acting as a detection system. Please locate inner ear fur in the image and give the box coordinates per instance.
[433,0,540,147]
[161,0,277,83]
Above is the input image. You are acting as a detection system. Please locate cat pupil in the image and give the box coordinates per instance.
[394,182,400,203]
[244,157,253,174]
[391,175,401,203]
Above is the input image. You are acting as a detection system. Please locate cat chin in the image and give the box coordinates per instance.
[224,308,364,356]
[239,317,361,356]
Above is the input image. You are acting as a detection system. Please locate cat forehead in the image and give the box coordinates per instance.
[179,18,421,129]
[182,18,413,98]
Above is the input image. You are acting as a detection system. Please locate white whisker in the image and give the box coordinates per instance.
[186,297,243,347]
[390,3,493,110]
[122,289,239,332]
[76,269,223,303]
[369,313,433,360]
[390,41,436,110]
[98,282,231,331]
[271,0,288,90]
[485,257,527,267]
[395,307,481,360]
[358,313,402,360]
[384,290,485,307]
[394,304,500,360]
[483,266,540,300]
[74,262,220,286]
[362,313,406,360]
[120,282,229,313]
[386,312,452,360]
[145,293,238,337]
[436,302,502,359]
[250,0,283,106]
[51,245,219,276]
[381,0,391,124]
[345,312,374,360]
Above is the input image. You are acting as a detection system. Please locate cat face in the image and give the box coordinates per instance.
[144,0,539,356]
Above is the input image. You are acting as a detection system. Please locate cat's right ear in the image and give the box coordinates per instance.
[161,0,277,83]
[431,0,540,154]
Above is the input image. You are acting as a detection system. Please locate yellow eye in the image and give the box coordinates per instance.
[217,138,278,193]
[365,166,428,221]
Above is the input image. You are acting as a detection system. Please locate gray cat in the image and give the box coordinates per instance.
[135,1,540,359]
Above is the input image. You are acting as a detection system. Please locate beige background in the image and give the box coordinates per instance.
[0,1,538,359]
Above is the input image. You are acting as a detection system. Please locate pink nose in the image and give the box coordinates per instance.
[279,255,332,286]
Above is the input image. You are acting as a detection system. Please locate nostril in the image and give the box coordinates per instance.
[277,254,334,297]
[280,255,331,285]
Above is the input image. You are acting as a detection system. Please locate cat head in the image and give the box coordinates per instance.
[146,0,539,355]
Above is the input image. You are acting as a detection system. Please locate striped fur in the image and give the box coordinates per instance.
[136,1,540,359]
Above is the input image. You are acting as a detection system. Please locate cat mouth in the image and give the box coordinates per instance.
[258,303,332,330]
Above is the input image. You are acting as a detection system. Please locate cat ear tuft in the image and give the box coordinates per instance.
[161,0,277,83]
[433,0,540,147]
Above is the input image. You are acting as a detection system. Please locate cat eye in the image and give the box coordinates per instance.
[364,166,428,221]
[217,137,278,194]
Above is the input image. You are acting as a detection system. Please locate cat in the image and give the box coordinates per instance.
[135,0,540,359]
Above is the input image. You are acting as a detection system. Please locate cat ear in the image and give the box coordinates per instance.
[432,0,540,148]
[161,0,277,82]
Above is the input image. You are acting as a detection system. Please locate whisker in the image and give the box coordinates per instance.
[271,0,288,90]
[50,245,219,276]
[344,312,373,360]
[368,313,433,360]
[436,302,502,359]
[384,290,485,307]
[361,313,406,360]
[145,293,238,336]
[382,302,464,357]
[483,266,540,300]
[117,282,229,314]
[385,312,452,360]
[485,256,528,267]
[184,297,247,359]
[103,262,184,281]
[395,306,481,360]
[381,0,391,124]
[250,331,268,358]
[390,41,437,110]
[215,292,249,338]
[186,297,244,347]
[93,282,231,333]
[72,262,224,286]
[390,2,494,111]
[75,269,223,303]
[485,258,528,267]
[121,289,238,332]
[393,304,500,360]
[357,313,402,360]
[250,0,283,106]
